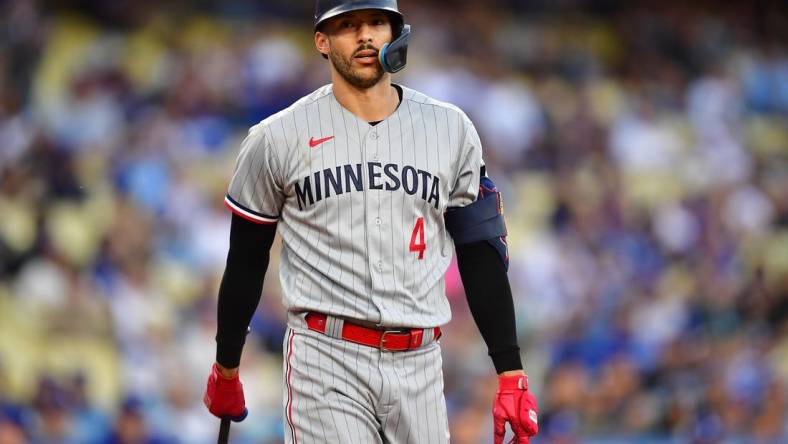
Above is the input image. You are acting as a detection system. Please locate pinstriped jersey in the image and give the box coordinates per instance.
[225,84,482,328]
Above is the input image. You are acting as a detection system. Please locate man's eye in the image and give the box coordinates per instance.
[373,19,385,25]
[341,22,353,29]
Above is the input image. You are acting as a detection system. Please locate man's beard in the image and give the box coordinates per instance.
[329,45,385,90]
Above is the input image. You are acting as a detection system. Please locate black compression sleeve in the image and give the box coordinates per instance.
[456,240,523,374]
[215,213,277,368]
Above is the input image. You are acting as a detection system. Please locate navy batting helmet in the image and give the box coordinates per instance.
[314,0,411,73]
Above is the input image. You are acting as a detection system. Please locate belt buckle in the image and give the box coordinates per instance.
[379,330,408,351]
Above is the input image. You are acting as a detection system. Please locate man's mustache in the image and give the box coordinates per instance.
[353,44,379,57]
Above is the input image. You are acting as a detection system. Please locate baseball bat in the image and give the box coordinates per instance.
[217,418,231,444]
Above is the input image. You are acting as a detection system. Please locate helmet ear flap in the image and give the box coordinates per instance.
[389,13,404,38]
[379,24,410,73]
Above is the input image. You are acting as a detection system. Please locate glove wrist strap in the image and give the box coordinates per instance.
[498,374,528,391]
[212,363,240,381]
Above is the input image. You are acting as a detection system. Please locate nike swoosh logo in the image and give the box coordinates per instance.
[309,136,335,148]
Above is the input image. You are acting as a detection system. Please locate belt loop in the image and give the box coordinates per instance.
[422,327,433,345]
[325,315,345,339]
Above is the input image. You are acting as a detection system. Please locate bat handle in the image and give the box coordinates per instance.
[218,418,231,444]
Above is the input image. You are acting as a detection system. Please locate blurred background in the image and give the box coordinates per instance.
[1,0,787,442]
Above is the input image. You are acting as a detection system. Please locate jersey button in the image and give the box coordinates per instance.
[369,132,378,140]
[375,217,382,225]
[377,261,383,270]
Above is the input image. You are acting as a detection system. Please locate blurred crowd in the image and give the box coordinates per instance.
[1,0,787,443]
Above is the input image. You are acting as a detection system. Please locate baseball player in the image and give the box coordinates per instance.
[202,1,539,443]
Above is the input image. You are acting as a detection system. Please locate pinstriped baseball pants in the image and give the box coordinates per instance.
[281,318,450,443]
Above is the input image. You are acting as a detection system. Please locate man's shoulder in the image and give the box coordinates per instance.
[398,85,469,120]
[251,85,332,130]
[246,85,333,143]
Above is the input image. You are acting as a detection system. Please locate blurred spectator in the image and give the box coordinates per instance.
[104,397,170,444]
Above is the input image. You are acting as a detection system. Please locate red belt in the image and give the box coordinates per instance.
[305,312,441,352]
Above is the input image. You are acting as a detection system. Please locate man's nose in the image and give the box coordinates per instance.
[357,22,373,43]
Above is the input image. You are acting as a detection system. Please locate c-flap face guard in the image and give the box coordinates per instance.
[379,24,411,73]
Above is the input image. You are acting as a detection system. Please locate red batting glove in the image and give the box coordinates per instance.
[203,363,248,422]
[493,374,539,444]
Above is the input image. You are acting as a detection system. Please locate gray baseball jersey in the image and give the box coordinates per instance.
[225,84,482,328]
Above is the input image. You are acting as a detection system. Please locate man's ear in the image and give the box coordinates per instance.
[315,32,330,59]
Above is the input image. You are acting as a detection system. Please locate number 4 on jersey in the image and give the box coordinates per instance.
[409,217,426,260]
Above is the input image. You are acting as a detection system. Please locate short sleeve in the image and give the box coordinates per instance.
[447,115,483,209]
[224,125,284,224]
